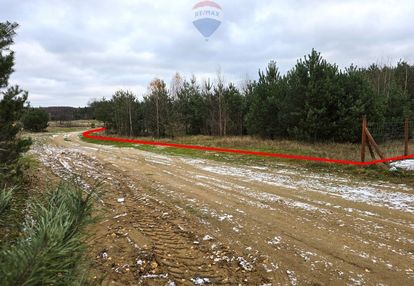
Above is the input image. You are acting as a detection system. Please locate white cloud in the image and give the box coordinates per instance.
[1,0,413,106]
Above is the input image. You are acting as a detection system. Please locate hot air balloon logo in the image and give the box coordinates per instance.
[192,1,222,39]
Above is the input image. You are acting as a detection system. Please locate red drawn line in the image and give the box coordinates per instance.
[82,128,414,166]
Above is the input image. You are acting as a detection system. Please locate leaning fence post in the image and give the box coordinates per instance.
[361,116,367,162]
[404,118,409,156]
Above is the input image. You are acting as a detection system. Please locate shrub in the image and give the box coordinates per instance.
[22,108,49,132]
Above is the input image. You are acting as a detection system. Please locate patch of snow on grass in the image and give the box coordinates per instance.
[391,160,414,171]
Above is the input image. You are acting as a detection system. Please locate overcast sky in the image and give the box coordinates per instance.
[1,0,413,107]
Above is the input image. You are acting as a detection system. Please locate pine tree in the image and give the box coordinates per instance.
[246,61,284,138]
[175,77,207,135]
[284,50,342,141]
[0,22,31,187]
[89,97,114,128]
[223,83,244,135]
[112,90,138,137]
[145,79,171,137]
[22,108,49,132]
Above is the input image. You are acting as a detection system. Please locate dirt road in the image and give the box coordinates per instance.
[30,132,414,285]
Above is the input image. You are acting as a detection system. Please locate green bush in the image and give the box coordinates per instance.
[0,182,98,286]
[22,108,49,132]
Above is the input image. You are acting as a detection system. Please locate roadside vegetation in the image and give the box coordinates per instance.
[22,108,49,132]
[46,120,101,133]
[87,50,413,172]
[0,182,98,286]
[89,50,413,144]
[0,21,98,286]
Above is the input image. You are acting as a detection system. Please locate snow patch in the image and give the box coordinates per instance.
[268,236,282,245]
[391,160,414,171]
[113,213,127,219]
[203,235,214,241]
[191,277,210,285]
[286,270,298,286]
[237,257,253,271]
[186,160,414,213]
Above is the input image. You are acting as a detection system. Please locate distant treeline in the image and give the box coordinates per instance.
[90,50,414,142]
[40,106,92,121]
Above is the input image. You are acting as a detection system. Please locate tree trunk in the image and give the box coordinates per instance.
[405,65,408,92]
[128,100,133,137]
[156,94,160,138]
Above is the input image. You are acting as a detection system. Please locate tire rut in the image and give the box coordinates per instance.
[122,188,254,285]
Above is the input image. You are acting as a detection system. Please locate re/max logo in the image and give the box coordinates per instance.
[194,10,220,17]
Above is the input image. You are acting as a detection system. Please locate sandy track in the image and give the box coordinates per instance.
[31,132,414,285]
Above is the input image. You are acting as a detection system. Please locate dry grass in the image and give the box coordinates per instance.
[379,140,414,158]
[90,130,413,162]
[140,135,362,161]
[47,120,103,133]
[48,120,102,128]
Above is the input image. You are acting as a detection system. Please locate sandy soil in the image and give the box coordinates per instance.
[30,132,414,286]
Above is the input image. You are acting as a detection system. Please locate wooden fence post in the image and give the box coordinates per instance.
[404,118,409,156]
[361,116,367,162]
[365,127,386,161]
